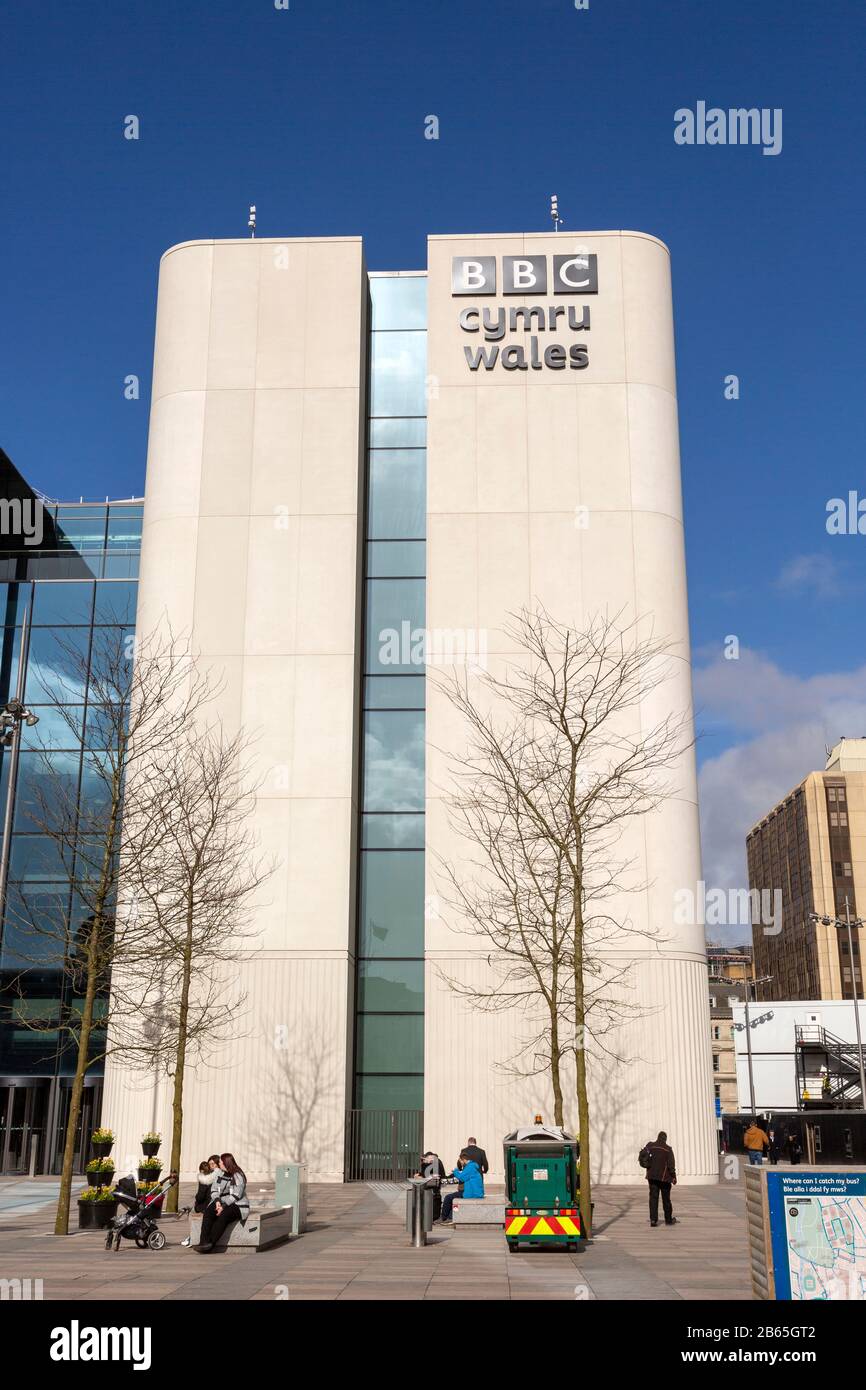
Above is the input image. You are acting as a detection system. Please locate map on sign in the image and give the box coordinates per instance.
[767,1172,866,1299]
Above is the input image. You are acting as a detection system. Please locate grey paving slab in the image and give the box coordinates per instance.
[0,1172,752,1301]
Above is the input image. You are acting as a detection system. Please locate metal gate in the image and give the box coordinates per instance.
[344,1109,423,1182]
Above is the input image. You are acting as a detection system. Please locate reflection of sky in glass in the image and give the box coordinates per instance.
[363,712,424,811]
[25,629,90,703]
[21,705,84,750]
[369,333,427,417]
[368,451,426,540]
[362,813,424,848]
[2,882,69,969]
[369,276,427,331]
[355,292,428,1109]
[365,579,424,674]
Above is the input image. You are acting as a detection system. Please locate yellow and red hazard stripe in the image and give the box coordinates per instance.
[505,1212,581,1238]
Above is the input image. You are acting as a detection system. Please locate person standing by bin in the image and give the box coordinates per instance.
[463,1136,489,1175]
[638,1131,677,1227]
[786,1132,803,1165]
[440,1150,484,1224]
[416,1150,446,1222]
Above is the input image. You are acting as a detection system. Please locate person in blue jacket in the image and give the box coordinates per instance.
[440,1150,484,1224]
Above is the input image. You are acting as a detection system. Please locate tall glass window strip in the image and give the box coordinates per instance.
[0,498,141,1174]
[354,274,427,1117]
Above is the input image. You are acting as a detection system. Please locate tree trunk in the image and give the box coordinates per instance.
[165,918,193,1214]
[574,1024,591,1237]
[54,937,99,1235]
[549,1012,565,1128]
[573,892,591,1237]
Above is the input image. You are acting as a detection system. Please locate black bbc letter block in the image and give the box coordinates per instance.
[452,257,496,295]
[553,254,598,294]
[502,256,547,295]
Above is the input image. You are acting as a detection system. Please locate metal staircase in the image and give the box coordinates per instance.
[795,1025,865,1109]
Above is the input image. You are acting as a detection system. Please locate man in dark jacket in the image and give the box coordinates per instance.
[463,1137,489,1174]
[639,1131,678,1227]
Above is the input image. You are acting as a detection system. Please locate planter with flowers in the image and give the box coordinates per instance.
[90,1127,115,1159]
[85,1157,116,1187]
[141,1132,161,1159]
[77,1186,118,1229]
[137,1155,163,1183]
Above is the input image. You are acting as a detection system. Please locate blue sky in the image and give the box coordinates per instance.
[2,0,864,923]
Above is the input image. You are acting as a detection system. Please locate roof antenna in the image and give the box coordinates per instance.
[248,204,257,239]
[550,194,561,232]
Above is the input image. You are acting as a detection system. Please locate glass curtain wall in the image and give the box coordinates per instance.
[0,501,141,1172]
[354,275,427,1115]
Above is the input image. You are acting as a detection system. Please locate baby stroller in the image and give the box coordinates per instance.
[105,1172,178,1251]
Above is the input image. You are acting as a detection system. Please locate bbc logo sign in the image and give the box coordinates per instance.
[451,254,598,296]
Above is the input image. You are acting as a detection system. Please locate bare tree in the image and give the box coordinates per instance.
[434,608,693,1237]
[119,723,271,1212]
[1,624,220,1234]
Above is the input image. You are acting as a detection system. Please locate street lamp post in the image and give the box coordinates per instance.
[0,585,39,931]
[743,974,774,1115]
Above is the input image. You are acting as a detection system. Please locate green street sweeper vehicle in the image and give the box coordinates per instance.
[503,1117,583,1252]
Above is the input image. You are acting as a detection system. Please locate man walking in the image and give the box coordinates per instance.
[744,1120,770,1165]
[639,1131,678,1227]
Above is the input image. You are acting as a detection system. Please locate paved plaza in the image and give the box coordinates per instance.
[0,1171,753,1302]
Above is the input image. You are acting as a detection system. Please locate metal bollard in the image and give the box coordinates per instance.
[405,1178,434,1247]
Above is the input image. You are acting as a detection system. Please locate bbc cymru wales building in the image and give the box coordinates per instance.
[102,230,718,1183]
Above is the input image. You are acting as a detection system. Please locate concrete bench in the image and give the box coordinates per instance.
[452,1198,507,1227]
[189,1206,294,1251]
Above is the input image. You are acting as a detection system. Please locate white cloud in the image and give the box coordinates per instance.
[775,552,844,599]
[693,649,866,942]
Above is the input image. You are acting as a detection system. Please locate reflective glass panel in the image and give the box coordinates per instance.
[357,1014,424,1072]
[365,579,425,675]
[370,333,427,417]
[54,509,107,552]
[358,960,424,1013]
[367,450,426,539]
[32,582,95,627]
[360,850,425,956]
[369,276,427,331]
[1,882,70,969]
[363,711,424,812]
[25,628,91,703]
[368,418,427,449]
[355,1074,423,1109]
[93,581,138,626]
[362,813,425,849]
[13,750,81,833]
[9,835,71,882]
[21,705,84,751]
[106,507,143,550]
[367,541,425,578]
[363,676,425,710]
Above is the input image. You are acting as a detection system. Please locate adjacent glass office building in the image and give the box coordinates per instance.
[0,453,141,1174]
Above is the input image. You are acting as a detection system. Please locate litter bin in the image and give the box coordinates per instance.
[503,1118,583,1252]
[274,1161,308,1236]
[405,1176,435,1247]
